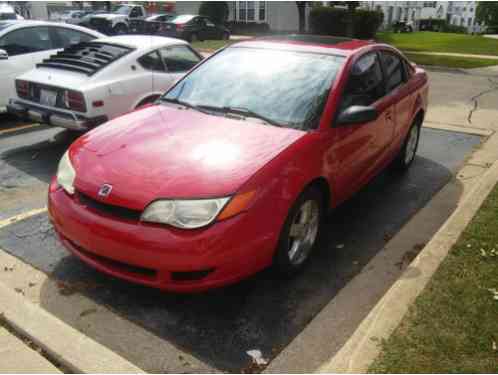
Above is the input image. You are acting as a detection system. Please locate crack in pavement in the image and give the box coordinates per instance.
[468,78,498,124]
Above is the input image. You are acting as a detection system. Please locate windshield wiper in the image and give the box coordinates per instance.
[160,97,211,115]
[198,105,283,127]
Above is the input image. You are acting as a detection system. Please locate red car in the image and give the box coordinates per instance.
[48,35,428,292]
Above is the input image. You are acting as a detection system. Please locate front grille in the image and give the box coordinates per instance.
[89,18,112,34]
[77,191,142,222]
[68,238,157,280]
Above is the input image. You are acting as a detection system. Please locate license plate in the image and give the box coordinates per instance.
[40,89,57,107]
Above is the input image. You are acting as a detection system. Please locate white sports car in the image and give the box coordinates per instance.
[8,35,202,131]
[0,20,104,112]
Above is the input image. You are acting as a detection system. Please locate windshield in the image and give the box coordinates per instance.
[162,47,344,130]
[113,5,131,15]
[170,15,194,24]
[0,12,16,20]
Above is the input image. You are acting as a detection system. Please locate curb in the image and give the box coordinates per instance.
[317,158,498,373]
[0,282,144,374]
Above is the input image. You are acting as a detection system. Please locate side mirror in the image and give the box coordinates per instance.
[0,49,8,60]
[336,105,378,126]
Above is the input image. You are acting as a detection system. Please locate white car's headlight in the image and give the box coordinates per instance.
[56,151,75,195]
[141,198,230,229]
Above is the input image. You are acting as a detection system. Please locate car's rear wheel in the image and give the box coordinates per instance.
[274,187,323,276]
[392,118,421,171]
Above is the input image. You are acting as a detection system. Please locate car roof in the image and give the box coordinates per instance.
[0,20,104,36]
[231,35,375,56]
[94,35,188,49]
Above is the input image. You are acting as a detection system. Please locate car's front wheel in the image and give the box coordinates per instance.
[274,187,323,276]
[392,119,421,171]
[113,23,128,35]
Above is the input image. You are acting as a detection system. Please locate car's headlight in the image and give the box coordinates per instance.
[141,198,230,229]
[56,151,75,195]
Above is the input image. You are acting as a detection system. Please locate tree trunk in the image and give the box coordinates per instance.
[296,1,306,33]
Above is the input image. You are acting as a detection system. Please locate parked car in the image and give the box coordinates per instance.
[0,20,104,112]
[8,35,202,131]
[60,10,93,25]
[48,35,428,292]
[87,4,147,35]
[160,14,230,42]
[130,12,176,34]
[0,4,23,20]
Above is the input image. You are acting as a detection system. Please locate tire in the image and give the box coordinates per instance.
[274,187,324,276]
[392,118,422,172]
[190,33,198,42]
[113,23,128,35]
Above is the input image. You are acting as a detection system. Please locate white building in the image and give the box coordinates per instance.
[175,1,311,32]
[362,1,478,32]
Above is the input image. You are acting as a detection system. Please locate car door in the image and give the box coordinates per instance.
[0,26,53,109]
[379,50,416,149]
[329,52,392,201]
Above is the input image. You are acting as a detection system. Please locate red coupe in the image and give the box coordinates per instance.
[48,35,428,292]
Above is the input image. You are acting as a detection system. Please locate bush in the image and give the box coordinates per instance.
[199,1,228,25]
[226,21,270,34]
[442,24,468,33]
[419,18,446,31]
[309,6,383,39]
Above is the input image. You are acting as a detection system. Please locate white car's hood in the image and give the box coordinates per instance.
[18,67,90,90]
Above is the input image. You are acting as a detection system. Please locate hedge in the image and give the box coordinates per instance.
[309,6,383,39]
[226,21,270,34]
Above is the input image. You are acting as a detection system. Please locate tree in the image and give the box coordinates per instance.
[476,2,498,31]
[296,1,307,33]
[199,2,229,25]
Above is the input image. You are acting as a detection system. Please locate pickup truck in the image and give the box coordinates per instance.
[87,4,146,35]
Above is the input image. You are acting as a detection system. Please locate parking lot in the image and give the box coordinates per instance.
[0,99,484,372]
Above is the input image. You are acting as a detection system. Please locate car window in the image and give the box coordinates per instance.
[159,46,201,72]
[195,17,206,26]
[138,50,165,72]
[205,19,215,27]
[380,51,405,92]
[52,27,94,48]
[341,52,384,110]
[0,26,52,56]
[130,7,143,18]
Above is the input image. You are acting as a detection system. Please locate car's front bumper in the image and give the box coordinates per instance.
[7,99,107,131]
[47,179,275,292]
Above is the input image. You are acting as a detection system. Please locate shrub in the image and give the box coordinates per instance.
[226,21,270,34]
[309,6,383,39]
[199,1,228,25]
[419,18,446,31]
[442,24,468,33]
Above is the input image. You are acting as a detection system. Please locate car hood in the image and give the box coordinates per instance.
[70,104,305,210]
[92,14,126,20]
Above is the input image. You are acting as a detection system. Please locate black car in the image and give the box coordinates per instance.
[130,12,176,34]
[159,15,230,42]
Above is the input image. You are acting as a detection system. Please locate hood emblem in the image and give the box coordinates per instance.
[98,184,113,198]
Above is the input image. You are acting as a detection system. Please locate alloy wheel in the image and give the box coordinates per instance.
[287,200,320,266]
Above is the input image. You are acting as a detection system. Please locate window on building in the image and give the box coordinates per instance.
[239,1,246,20]
[461,18,465,26]
[247,1,255,21]
[259,1,265,20]
[468,17,472,26]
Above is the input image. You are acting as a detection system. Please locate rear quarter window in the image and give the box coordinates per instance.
[159,45,201,72]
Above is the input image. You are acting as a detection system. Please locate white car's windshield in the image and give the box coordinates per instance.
[113,5,131,15]
[163,47,345,130]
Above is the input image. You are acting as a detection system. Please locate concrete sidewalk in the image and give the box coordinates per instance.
[0,326,61,373]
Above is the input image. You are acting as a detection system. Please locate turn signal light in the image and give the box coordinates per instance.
[218,191,256,221]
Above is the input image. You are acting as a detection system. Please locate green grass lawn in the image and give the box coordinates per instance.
[405,52,498,69]
[377,31,498,56]
[369,184,498,373]
[191,39,234,52]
